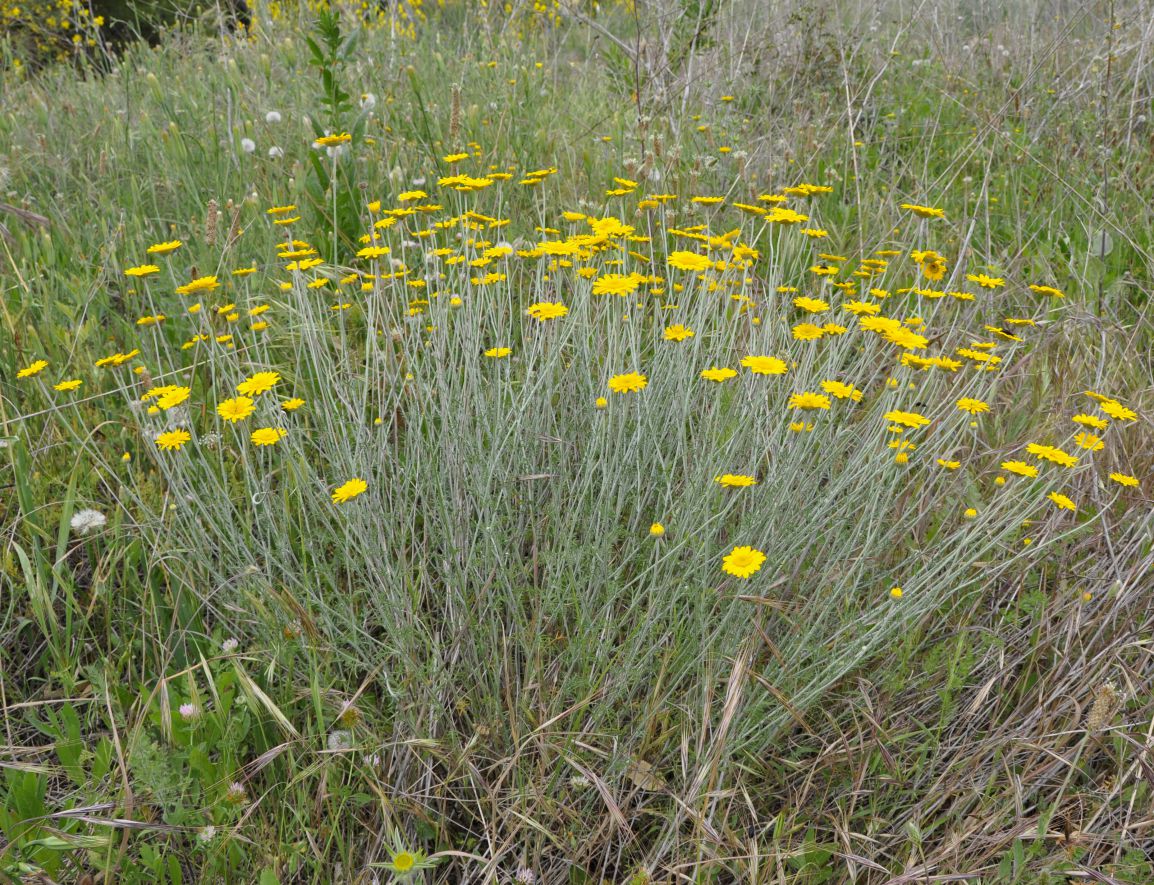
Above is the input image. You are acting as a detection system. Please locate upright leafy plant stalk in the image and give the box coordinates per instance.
[304,9,363,262]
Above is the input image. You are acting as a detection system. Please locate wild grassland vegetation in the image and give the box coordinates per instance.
[1,0,1153,882]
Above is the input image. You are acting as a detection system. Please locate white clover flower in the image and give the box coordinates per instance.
[265,110,282,124]
[268,146,284,159]
[70,508,107,535]
[221,637,239,654]
[197,825,216,843]
[240,138,256,154]
[515,868,536,884]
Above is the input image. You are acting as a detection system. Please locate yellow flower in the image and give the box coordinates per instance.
[1026,443,1078,468]
[741,355,788,375]
[1071,413,1108,430]
[237,372,281,396]
[789,392,831,410]
[901,203,945,219]
[884,409,931,429]
[1001,460,1038,478]
[700,367,737,383]
[1099,399,1137,421]
[595,397,608,409]
[820,380,862,401]
[608,372,648,394]
[176,275,220,296]
[125,264,160,277]
[792,323,825,341]
[316,132,353,147]
[649,523,665,537]
[966,272,1005,289]
[792,296,829,313]
[147,239,183,255]
[666,251,713,272]
[663,324,695,341]
[1108,472,1139,488]
[936,459,961,470]
[956,397,989,415]
[17,360,49,378]
[54,379,83,391]
[218,396,256,423]
[391,851,415,873]
[1048,491,1076,511]
[281,398,306,411]
[1073,432,1105,451]
[889,586,903,599]
[715,474,757,487]
[332,478,368,504]
[484,347,512,358]
[526,301,568,321]
[251,427,287,446]
[721,545,767,579]
[963,507,977,519]
[155,429,191,451]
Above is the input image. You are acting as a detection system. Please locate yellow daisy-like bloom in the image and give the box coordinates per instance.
[442,151,469,163]
[595,397,608,409]
[666,250,713,272]
[315,132,352,147]
[715,474,757,487]
[889,586,904,599]
[266,204,298,215]
[741,355,788,375]
[156,386,191,410]
[608,372,648,394]
[17,359,49,378]
[1108,472,1139,488]
[956,397,989,415]
[1026,443,1078,468]
[281,398,305,411]
[792,323,826,341]
[901,203,945,219]
[649,522,665,537]
[789,391,831,410]
[54,379,83,391]
[217,396,256,423]
[1001,460,1038,478]
[332,478,368,504]
[125,264,160,277]
[966,272,1005,289]
[1072,413,1108,430]
[526,301,568,321]
[842,299,881,316]
[963,507,978,519]
[484,347,512,358]
[792,296,829,313]
[591,273,641,296]
[883,409,931,429]
[237,372,281,396]
[1099,399,1138,421]
[721,545,767,579]
[176,275,220,296]
[1048,491,1076,511]
[155,429,191,451]
[391,851,415,873]
[251,427,287,446]
[663,324,695,342]
[936,459,961,470]
[820,380,862,401]
[147,239,183,255]
[700,367,737,383]
[1029,284,1065,298]
[1074,432,1105,452]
